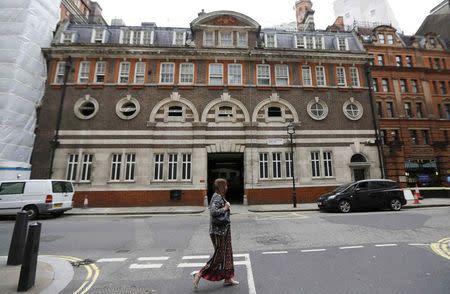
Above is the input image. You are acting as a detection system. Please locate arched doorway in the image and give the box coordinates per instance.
[350,154,370,182]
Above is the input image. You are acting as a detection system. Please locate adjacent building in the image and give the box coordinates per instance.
[60,0,106,25]
[31,8,382,207]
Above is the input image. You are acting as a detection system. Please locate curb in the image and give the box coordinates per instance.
[66,210,206,216]
[248,204,450,213]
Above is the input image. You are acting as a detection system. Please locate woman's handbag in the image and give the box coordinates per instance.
[212,210,230,226]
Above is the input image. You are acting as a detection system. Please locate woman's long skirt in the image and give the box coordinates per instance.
[199,226,234,281]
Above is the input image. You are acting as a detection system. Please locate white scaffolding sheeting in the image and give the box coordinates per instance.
[0,0,61,179]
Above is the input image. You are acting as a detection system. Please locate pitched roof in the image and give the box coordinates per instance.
[416,14,450,41]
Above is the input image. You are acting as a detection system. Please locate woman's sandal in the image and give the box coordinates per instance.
[190,271,200,289]
[224,279,240,286]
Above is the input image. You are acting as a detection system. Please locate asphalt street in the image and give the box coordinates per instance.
[1,207,449,293]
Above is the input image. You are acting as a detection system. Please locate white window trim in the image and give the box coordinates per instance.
[336,66,347,87]
[74,96,99,120]
[215,105,236,122]
[203,30,215,47]
[93,61,106,83]
[302,65,312,86]
[208,63,224,85]
[77,61,90,84]
[141,30,154,45]
[322,151,334,178]
[266,106,285,122]
[259,153,269,179]
[307,98,329,121]
[311,151,321,179]
[179,63,195,85]
[54,61,66,84]
[60,32,76,43]
[264,34,277,48]
[305,35,316,49]
[272,152,282,179]
[165,105,185,122]
[336,37,349,51]
[257,64,271,86]
[228,64,242,85]
[172,31,186,46]
[181,153,192,181]
[109,153,122,182]
[343,98,364,121]
[80,153,93,183]
[159,62,175,84]
[153,153,165,181]
[134,62,146,84]
[315,66,327,87]
[116,96,140,120]
[91,28,106,43]
[124,153,136,182]
[66,153,80,182]
[237,31,248,48]
[315,36,325,49]
[167,153,178,181]
[275,64,289,86]
[218,31,233,47]
[118,62,131,84]
[350,67,360,87]
[295,35,305,49]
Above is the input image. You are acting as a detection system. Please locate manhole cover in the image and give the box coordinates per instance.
[254,235,290,245]
[116,249,130,253]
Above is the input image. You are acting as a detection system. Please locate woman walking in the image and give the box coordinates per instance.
[192,178,239,289]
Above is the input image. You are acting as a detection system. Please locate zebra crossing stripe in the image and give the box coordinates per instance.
[96,258,127,263]
[130,263,163,269]
[182,255,210,259]
[137,257,170,261]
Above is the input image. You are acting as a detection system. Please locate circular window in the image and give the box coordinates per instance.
[74,96,99,120]
[343,99,363,120]
[116,97,140,120]
[307,98,328,120]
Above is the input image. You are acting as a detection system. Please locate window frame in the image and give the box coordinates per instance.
[203,31,215,47]
[259,153,269,179]
[336,66,347,87]
[66,154,79,181]
[181,153,192,181]
[315,66,326,87]
[153,153,164,181]
[110,153,122,181]
[272,152,282,179]
[134,62,146,84]
[228,64,242,85]
[237,32,248,47]
[219,31,233,47]
[124,153,136,182]
[179,63,194,85]
[209,63,224,85]
[54,61,66,84]
[78,61,90,84]
[257,64,271,86]
[167,153,178,181]
[80,154,93,182]
[275,64,289,86]
[349,67,360,87]
[118,62,131,84]
[302,65,312,86]
[94,61,106,83]
[160,62,175,84]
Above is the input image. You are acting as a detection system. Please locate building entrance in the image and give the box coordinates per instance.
[207,153,244,204]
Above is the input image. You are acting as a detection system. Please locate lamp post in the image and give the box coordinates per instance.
[287,123,297,208]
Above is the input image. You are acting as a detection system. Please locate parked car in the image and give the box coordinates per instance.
[317,179,406,213]
[0,180,74,219]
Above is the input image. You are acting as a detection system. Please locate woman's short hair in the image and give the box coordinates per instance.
[214,178,227,196]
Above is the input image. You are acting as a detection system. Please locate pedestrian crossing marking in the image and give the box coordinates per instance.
[138,257,170,261]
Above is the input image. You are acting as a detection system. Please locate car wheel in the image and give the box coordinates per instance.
[23,205,39,220]
[338,200,351,213]
[390,198,402,211]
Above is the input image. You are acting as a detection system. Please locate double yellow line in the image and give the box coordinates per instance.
[430,238,450,261]
[58,255,100,294]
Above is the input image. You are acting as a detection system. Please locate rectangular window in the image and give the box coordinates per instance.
[94,61,106,83]
[259,153,269,179]
[302,66,312,86]
[296,35,305,48]
[422,130,430,145]
[209,63,223,85]
[154,154,164,181]
[376,101,383,118]
[323,152,333,177]
[125,153,136,181]
[228,64,242,85]
[168,153,178,181]
[160,63,174,84]
[219,31,233,46]
[400,79,407,93]
[387,34,394,45]
[350,67,360,87]
[237,32,248,47]
[439,81,447,95]
[181,153,192,180]
[257,64,271,86]
[378,34,385,44]
[395,56,402,67]
[134,62,146,84]
[305,36,314,49]
[406,56,413,67]
[55,62,66,84]
[311,152,320,178]
[285,152,292,178]
[62,32,74,43]
[404,102,412,118]
[122,30,132,44]
[386,102,395,118]
[275,64,289,86]
[142,31,153,45]
[80,154,93,182]
[410,130,418,145]
[204,31,214,46]
[272,153,282,179]
[119,62,130,84]
[411,79,419,93]
[266,34,276,48]
[434,58,441,69]
[382,78,389,92]
[445,104,450,119]
[66,154,79,181]
[180,63,194,84]
[0,182,25,195]
[391,130,400,142]
[372,78,378,92]
[315,36,324,49]
[416,102,423,118]
[316,66,326,86]
[78,61,90,83]
[132,31,141,45]
[336,67,346,86]
[110,154,122,181]
[378,55,384,66]
[338,38,347,50]
[173,31,185,45]
[380,130,387,145]
[93,29,104,43]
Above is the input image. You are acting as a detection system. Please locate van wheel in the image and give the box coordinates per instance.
[338,200,351,213]
[23,206,39,220]
[390,199,402,211]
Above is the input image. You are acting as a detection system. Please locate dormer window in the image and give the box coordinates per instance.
[61,32,75,43]
[296,35,305,48]
[142,31,154,45]
[305,36,314,49]
[387,34,394,45]
[378,34,385,44]
[173,31,186,46]
[219,31,233,47]
[122,30,132,44]
[92,29,105,43]
[315,36,324,49]
[430,38,436,48]
[237,32,248,47]
[265,34,277,48]
[120,30,153,45]
[337,37,348,50]
[204,31,214,47]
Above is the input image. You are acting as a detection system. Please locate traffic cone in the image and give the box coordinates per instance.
[413,185,421,204]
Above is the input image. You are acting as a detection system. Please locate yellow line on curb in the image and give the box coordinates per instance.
[430,238,450,261]
[56,255,100,294]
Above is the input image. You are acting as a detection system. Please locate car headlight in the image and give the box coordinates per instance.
[327,195,337,200]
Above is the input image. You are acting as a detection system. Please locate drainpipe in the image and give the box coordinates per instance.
[364,62,386,179]
[48,56,72,178]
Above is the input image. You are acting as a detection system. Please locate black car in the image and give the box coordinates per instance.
[317,179,406,213]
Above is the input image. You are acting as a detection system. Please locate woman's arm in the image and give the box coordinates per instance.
[210,194,226,217]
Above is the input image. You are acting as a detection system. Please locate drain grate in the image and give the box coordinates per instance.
[70,258,95,267]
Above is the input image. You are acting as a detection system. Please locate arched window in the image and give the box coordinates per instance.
[351,154,367,163]
[268,106,282,117]
[168,106,183,117]
[218,106,233,118]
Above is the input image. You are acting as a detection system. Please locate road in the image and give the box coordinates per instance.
[1,207,449,293]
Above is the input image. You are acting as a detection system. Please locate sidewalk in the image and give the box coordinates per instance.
[66,198,450,215]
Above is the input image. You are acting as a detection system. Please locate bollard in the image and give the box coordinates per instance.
[204,195,208,207]
[83,196,89,209]
[17,222,42,292]
[7,212,28,265]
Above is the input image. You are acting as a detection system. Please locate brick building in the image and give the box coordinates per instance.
[31,9,382,207]
[359,25,450,187]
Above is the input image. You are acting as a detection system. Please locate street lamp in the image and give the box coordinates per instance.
[287,123,297,208]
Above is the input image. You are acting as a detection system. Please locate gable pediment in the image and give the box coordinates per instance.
[191,10,260,30]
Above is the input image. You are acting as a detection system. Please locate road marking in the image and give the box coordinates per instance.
[430,238,450,261]
[59,255,99,294]
[130,263,163,269]
[182,255,210,259]
[408,243,429,246]
[375,244,398,247]
[301,249,326,252]
[339,246,364,250]
[137,257,170,261]
[262,251,288,255]
[97,258,127,263]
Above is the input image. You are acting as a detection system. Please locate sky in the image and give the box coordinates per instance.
[97,0,438,35]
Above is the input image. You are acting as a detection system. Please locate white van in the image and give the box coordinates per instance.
[0,180,74,219]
